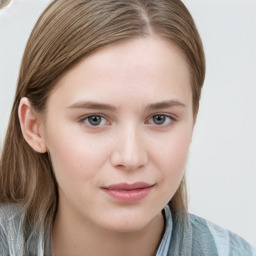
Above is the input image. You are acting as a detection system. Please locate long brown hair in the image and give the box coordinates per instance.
[0,0,205,247]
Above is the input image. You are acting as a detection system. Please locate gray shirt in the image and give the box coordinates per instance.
[0,204,255,256]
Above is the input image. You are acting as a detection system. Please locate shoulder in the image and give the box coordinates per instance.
[189,213,256,256]
[0,203,22,217]
[0,203,23,225]
[0,203,25,255]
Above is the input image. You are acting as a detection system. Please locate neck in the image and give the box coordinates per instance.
[51,207,165,256]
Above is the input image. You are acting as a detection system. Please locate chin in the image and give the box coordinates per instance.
[97,208,159,233]
[103,220,149,233]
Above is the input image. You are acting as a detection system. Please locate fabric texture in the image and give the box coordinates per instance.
[0,203,255,256]
[160,206,256,256]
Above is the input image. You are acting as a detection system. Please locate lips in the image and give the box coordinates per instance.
[104,182,154,190]
[101,182,154,202]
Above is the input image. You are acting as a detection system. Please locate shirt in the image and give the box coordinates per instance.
[157,205,256,256]
[0,203,255,255]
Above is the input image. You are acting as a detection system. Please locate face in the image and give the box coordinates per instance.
[42,37,194,232]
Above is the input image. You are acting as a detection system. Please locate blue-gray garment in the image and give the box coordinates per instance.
[0,204,255,256]
[158,205,256,256]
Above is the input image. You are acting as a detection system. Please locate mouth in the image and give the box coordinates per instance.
[101,182,155,202]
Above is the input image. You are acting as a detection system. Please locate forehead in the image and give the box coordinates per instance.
[48,37,192,109]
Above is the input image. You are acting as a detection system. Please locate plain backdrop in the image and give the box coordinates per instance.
[0,0,255,245]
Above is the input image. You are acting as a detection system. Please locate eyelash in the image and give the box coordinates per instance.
[79,113,176,128]
[79,114,110,127]
[146,114,176,127]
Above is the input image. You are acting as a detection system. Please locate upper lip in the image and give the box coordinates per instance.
[103,182,154,190]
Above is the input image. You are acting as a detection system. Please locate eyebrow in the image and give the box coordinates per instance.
[67,101,116,111]
[146,100,186,111]
[67,99,186,111]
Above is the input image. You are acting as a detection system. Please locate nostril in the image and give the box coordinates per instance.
[110,131,148,170]
[110,150,148,171]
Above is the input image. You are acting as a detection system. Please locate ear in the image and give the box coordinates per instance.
[18,97,47,153]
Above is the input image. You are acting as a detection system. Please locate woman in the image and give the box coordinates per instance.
[0,0,255,255]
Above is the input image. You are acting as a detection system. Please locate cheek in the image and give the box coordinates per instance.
[151,128,192,178]
[45,128,110,183]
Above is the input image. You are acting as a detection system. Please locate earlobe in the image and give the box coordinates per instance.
[18,97,47,153]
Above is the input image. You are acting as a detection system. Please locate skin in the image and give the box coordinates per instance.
[19,37,194,256]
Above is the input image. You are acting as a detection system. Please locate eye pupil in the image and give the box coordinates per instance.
[88,115,101,126]
[153,115,166,125]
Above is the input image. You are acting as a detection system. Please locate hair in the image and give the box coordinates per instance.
[0,0,205,254]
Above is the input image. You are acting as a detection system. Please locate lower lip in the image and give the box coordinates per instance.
[102,187,153,202]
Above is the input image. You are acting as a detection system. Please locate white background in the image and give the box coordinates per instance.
[0,0,255,245]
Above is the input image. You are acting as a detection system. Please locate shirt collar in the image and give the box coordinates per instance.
[156,205,173,256]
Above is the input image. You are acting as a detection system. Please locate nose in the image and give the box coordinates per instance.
[110,125,148,171]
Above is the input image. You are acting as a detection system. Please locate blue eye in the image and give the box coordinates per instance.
[83,115,108,127]
[148,114,172,126]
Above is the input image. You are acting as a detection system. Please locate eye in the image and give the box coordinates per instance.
[82,115,109,127]
[148,114,173,126]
